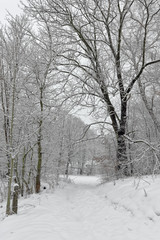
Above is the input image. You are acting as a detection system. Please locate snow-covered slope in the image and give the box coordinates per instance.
[0,175,160,240]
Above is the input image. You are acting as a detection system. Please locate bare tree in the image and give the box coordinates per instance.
[0,15,31,214]
[23,14,60,193]
[24,0,160,176]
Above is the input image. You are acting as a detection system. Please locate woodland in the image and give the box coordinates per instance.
[0,0,160,216]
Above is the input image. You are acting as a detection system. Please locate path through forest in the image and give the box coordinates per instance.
[0,175,160,240]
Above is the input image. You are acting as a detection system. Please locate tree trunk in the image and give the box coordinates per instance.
[65,160,70,176]
[116,131,128,177]
[116,99,130,177]
[35,125,42,193]
[35,86,43,193]
[21,148,26,196]
[12,183,19,214]
[6,76,16,215]
[6,156,14,215]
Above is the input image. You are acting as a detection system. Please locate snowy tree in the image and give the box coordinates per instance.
[23,0,160,177]
[0,15,32,214]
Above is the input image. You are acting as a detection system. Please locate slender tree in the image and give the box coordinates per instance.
[23,14,59,192]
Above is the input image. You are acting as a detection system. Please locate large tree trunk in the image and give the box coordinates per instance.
[116,97,131,177]
[116,130,128,177]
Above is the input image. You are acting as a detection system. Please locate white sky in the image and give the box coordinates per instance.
[0,0,23,24]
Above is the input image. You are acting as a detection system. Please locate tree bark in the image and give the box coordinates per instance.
[116,131,128,176]
[35,87,43,193]
[12,183,19,214]
[6,157,14,215]
[35,123,42,193]
[116,98,129,176]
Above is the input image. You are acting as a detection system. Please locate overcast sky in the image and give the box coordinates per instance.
[0,0,23,24]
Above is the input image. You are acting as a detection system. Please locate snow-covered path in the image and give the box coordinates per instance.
[1,176,160,240]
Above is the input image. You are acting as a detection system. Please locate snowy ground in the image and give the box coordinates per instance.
[0,175,160,240]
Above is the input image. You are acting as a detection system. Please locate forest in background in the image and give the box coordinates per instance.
[0,0,160,215]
